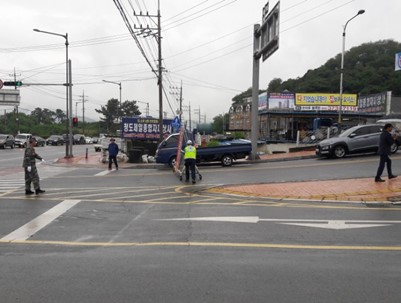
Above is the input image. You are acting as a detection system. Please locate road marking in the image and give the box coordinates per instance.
[1,239,401,251]
[95,170,112,176]
[1,199,81,241]
[157,217,401,230]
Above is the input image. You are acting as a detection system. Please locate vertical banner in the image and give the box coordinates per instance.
[174,126,185,173]
[395,52,401,71]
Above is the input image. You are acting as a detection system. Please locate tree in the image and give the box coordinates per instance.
[95,98,119,133]
[267,78,282,92]
[95,98,142,133]
[54,109,66,124]
[211,113,229,134]
[121,100,141,117]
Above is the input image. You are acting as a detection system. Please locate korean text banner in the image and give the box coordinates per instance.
[295,93,357,106]
[122,117,173,140]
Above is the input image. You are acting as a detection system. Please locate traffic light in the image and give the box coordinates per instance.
[73,117,78,127]
[3,81,22,87]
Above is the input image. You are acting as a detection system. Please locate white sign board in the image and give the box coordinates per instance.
[395,52,401,71]
[0,89,20,106]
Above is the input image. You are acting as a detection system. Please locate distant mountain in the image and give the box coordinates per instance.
[268,39,401,96]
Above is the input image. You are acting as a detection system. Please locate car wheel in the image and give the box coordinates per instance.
[169,156,177,168]
[221,154,233,166]
[391,143,398,154]
[333,145,346,158]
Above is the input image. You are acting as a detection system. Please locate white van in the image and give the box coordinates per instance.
[14,133,32,148]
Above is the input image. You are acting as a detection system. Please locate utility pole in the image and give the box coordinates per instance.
[80,90,88,135]
[9,68,21,133]
[133,0,163,141]
[170,80,183,123]
[194,106,201,124]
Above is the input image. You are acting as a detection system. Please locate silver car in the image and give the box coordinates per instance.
[316,124,397,158]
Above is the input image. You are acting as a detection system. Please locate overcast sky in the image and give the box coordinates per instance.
[1,0,400,124]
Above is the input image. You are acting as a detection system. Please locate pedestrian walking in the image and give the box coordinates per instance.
[184,140,196,184]
[375,123,397,182]
[108,138,119,170]
[23,138,46,195]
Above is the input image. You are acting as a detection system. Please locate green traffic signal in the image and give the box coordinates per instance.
[3,81,22,87]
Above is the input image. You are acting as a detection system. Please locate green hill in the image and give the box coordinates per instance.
[268,39,401,96]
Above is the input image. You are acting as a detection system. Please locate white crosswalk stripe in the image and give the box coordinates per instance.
[0,165,76,194]
[0,178,24,193]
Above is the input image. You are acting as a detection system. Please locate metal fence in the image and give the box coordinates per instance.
[296,127,340,145]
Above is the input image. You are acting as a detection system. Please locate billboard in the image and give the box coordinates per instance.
[295,93,357,107]
[358,92,387,113]
[121,117,173,140]
[258,92,267,110]
[268,92,294,109]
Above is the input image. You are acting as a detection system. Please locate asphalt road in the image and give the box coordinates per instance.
[1,148,401,302]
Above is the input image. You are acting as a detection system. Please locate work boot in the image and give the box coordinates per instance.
[192,180,196,184]
[35,188,46,195]
[389,175,397,179]
[25,190,34,195]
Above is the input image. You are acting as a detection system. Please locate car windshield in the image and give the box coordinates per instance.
[48,135,58,139]
[15,135,27,140]
[0,135,6,139]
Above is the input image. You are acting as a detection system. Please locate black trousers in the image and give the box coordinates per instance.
[109,155,118,169]
[376,154,392,178]
[185,158,196,181]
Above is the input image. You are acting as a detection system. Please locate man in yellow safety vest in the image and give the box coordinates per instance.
[184,140,197,184]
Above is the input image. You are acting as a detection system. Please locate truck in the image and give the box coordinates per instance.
[155,133,252,167]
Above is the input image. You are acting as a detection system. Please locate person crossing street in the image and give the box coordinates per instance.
[23,138,46,195]
[108,138,119,170]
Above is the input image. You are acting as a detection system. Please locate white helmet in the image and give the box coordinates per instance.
[187,140,193,145]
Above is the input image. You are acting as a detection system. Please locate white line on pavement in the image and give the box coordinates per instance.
[1,199,81,241]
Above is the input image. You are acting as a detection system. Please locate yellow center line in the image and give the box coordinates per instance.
[1,239,401,251]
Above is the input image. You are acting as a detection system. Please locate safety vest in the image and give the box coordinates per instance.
[184,145,196,159]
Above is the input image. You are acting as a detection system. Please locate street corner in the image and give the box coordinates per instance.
[206,177,401,204]
[175,184,212,195]
[54,153,102,166]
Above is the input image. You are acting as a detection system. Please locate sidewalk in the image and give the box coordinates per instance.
[55,150,401,204]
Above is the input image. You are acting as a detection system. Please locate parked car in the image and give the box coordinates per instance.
[316,124,397,158]
[47,135,64,146]
[14,133,32,148]
[0,134,15,149]
[85,136,93,144]
[73,134,86,145]
[155,133,252,167]
[33,136,46,147]
[92,136,99,144]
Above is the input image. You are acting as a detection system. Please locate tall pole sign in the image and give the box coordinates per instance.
[250,1,280,160]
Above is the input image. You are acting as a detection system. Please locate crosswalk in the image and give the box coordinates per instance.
[0,165,76,195]
[0,176,24,194]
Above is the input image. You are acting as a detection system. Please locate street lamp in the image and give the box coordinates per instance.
[103,80,122,121]
[338,9,365,125]
[33,28,73,157]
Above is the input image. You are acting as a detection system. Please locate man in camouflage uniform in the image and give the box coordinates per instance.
[23,138,46,195]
